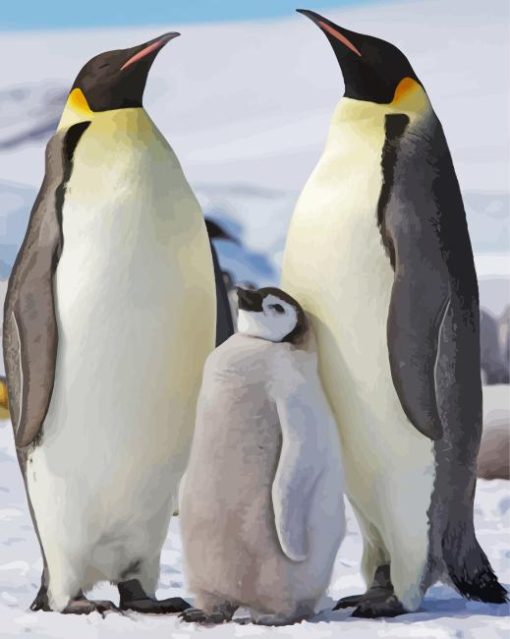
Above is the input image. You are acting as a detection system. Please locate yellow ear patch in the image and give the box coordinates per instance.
[392,77,419,104]
[66,88,93,116]
[0,378,9,419]
[58,88,94,130]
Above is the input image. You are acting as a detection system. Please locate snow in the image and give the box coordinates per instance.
[0,415,508,638]
[0,0,509,635]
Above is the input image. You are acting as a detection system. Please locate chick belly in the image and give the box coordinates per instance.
[183,404,325,613]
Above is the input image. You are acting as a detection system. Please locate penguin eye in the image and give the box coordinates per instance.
[270,304,285,314]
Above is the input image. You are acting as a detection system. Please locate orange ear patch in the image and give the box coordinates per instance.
[67,88,93,115]
[318,20,362,57]
[392,77,418,103]
[0,378,8,410]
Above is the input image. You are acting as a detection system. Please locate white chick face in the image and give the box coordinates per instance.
[236,287,306,343]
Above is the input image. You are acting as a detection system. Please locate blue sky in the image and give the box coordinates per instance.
[1,0,380,30]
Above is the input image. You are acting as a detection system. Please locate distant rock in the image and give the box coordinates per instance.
[480,309,509,384]
[478,385,510,480]
[478,422,509,480]
[499,306,510,373]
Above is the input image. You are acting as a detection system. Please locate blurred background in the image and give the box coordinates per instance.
[0,0,509,385]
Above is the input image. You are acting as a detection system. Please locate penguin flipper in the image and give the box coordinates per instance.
[3,122,90,448]
[381,112,479,442]
[271,370,329,562]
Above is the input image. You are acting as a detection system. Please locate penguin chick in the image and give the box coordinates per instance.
[179,287,345,626]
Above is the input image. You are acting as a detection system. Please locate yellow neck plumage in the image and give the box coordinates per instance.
[333,77,431,124]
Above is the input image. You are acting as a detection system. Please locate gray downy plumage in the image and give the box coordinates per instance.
[180,304,345,626]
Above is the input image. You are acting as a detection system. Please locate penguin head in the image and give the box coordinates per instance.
[297,9,425,107]
[58,32,179,127]
[236,287,307,344]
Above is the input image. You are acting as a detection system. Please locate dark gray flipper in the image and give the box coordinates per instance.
[3,122,90,449]
[378,113,452,441]
[205,219,235,346]
[379,112,507,603]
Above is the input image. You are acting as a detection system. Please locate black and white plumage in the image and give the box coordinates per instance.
[3,34,216,615]
[282,10,506,617]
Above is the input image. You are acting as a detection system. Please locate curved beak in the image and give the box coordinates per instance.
[296,9,362,57]
[120,32,180,71]
[236,287,263,312]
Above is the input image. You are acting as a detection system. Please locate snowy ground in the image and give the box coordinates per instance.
[0,416,508,638]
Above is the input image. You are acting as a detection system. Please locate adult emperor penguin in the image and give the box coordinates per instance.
[281,10,507,617]
[3,34,216,614]
[180,287,344,625]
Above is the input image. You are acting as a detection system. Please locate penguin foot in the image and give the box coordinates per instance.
[62,598,119,616]
[118,578,191,614]
[30,584,51,612]
[333,593,365,610]
[334,587,392,610]
[121,596,191,614]
[351,594,406,618]
[179,607,230,625]
[334,565,395,612]
[251,612,304,626]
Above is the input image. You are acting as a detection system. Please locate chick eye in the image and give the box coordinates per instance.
[270,304,285,314]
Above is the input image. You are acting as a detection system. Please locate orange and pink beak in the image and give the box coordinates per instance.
[296,9,420,105]
[297,9,362,58]
[120,32,180,71]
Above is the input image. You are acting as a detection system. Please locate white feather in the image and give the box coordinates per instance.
[26,108,215,610]
[237,294,298,342]
[282,97,436,610]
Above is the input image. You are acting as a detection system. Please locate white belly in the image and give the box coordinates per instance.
[282,106,435,533]
[26,111,216,594]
